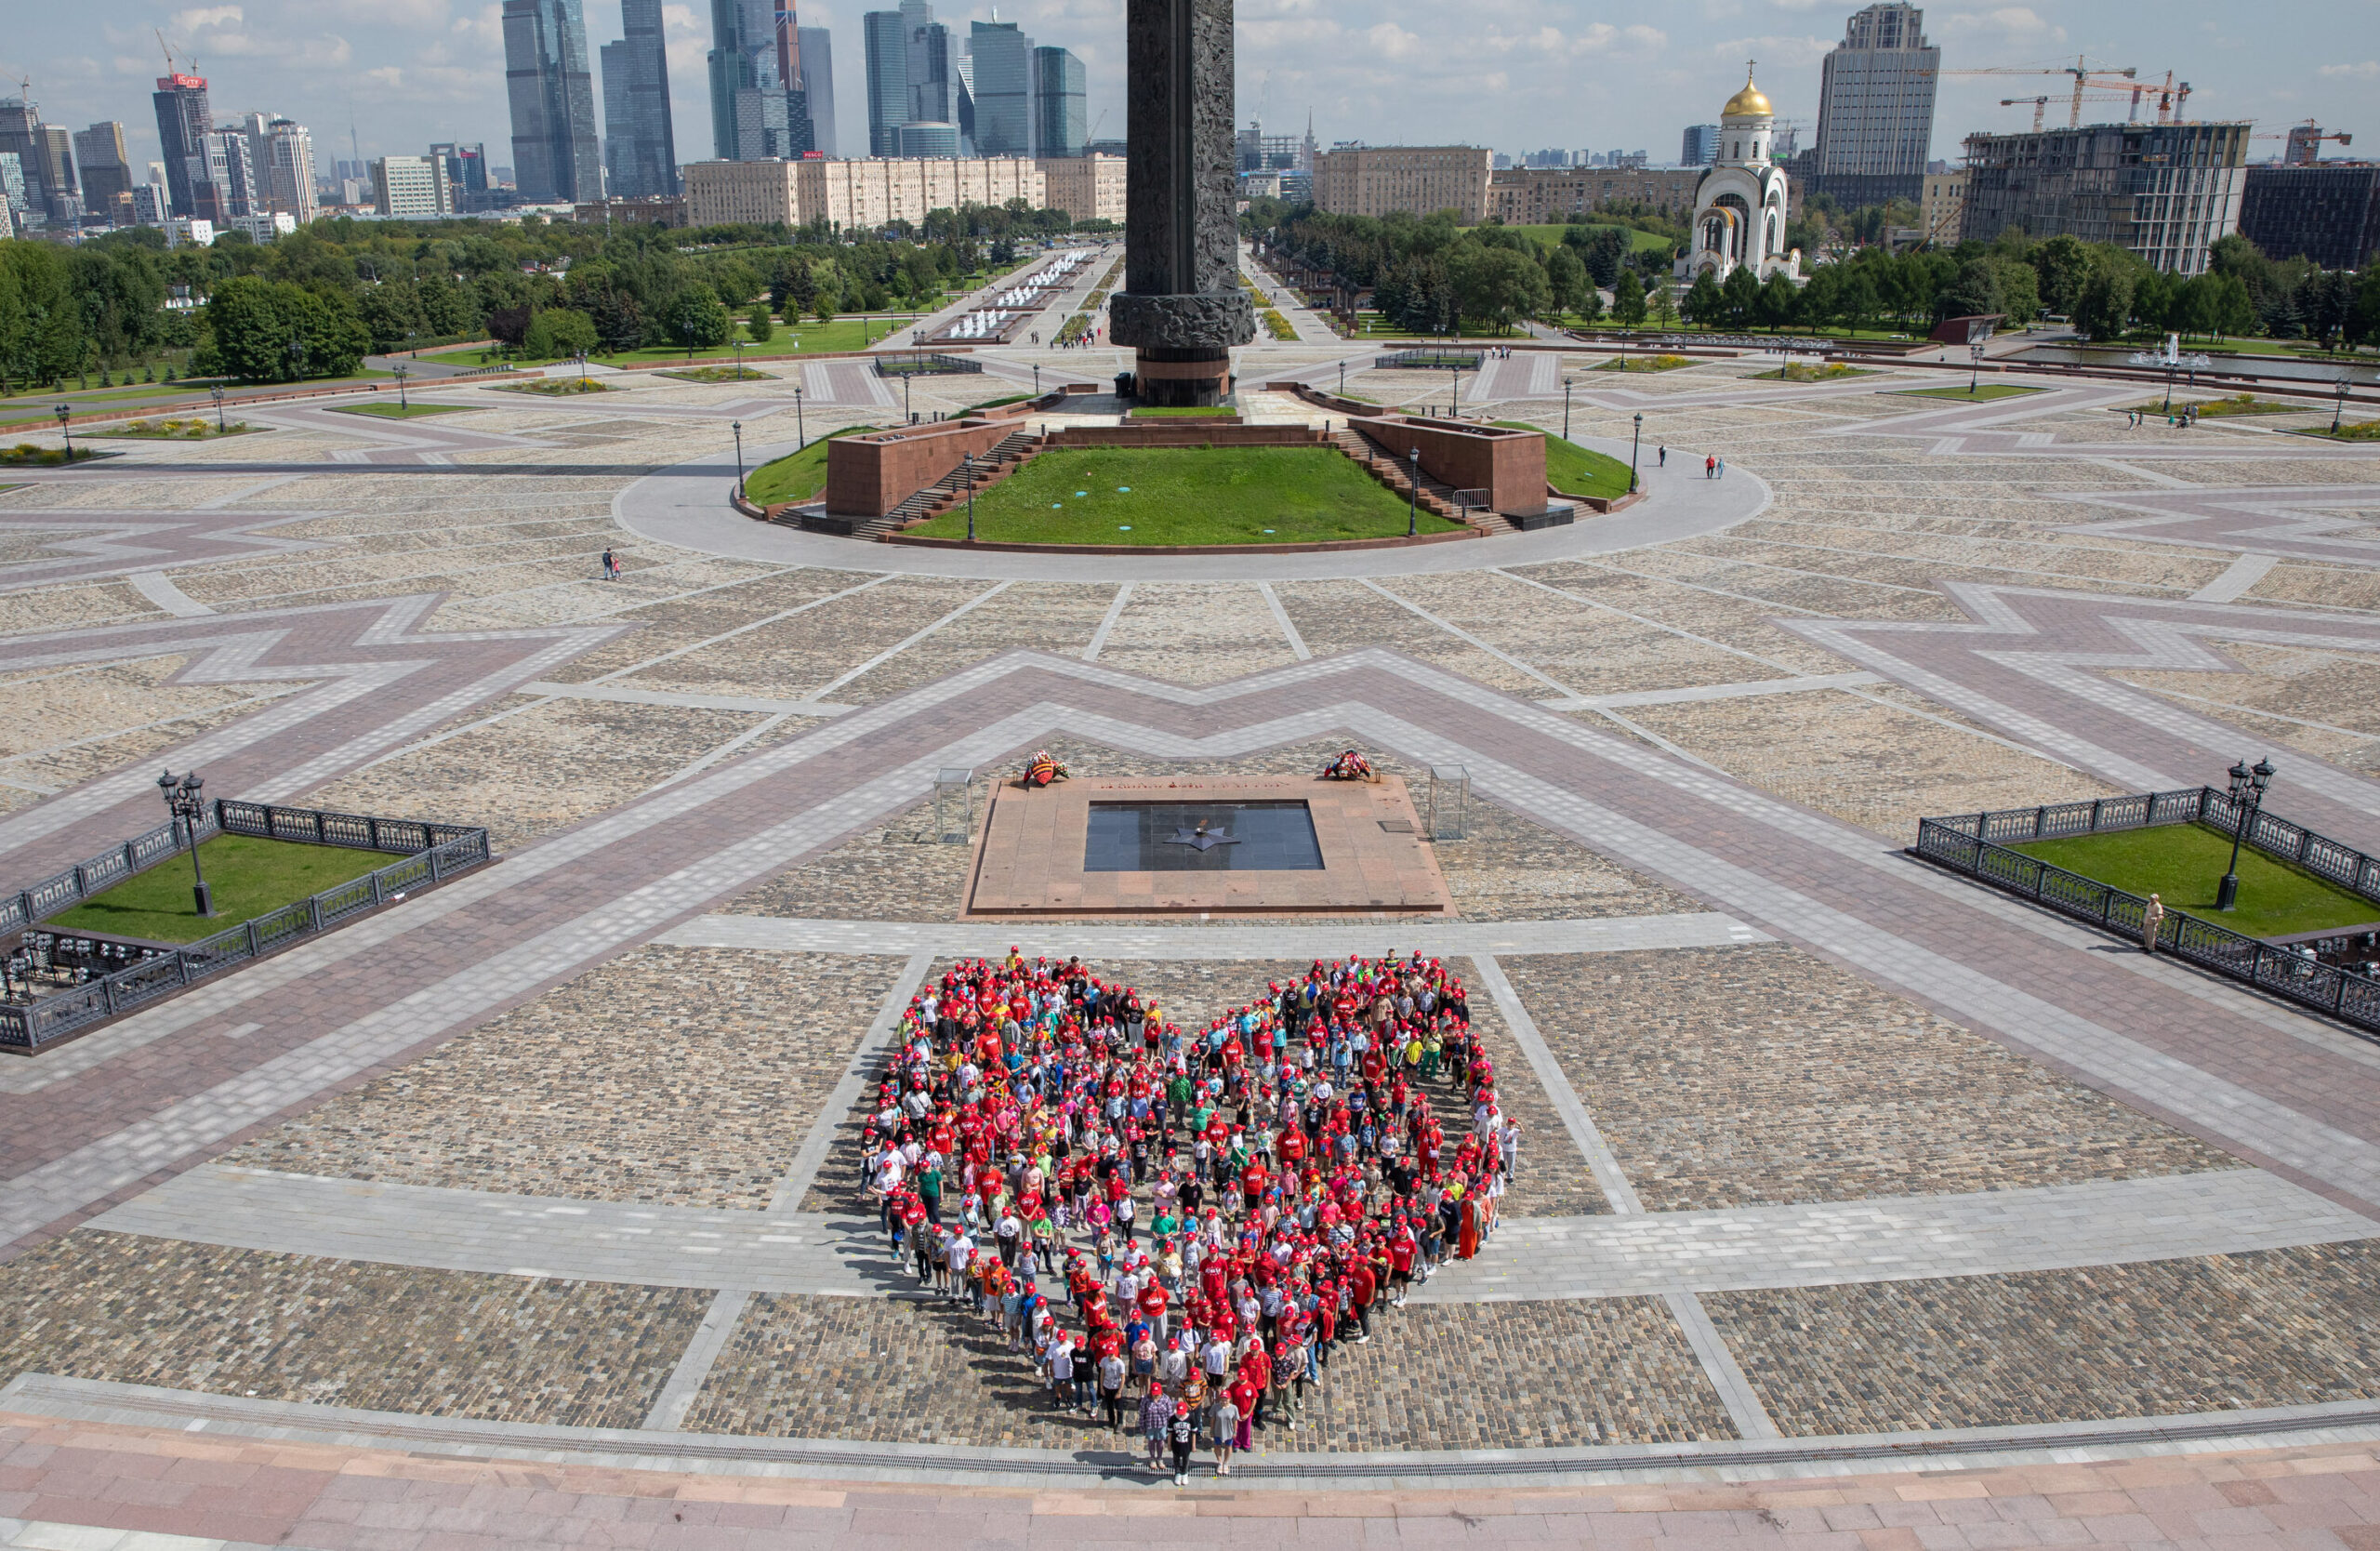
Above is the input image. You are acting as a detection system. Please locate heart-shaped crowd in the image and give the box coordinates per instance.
[855,948,1522,1479]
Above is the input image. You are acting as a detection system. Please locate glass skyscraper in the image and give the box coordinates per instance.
[1812,2,1938,205]
[968,20,1031,157]
[1032,46,1085,158]
[504,0,602,201]
[602,0,679,194]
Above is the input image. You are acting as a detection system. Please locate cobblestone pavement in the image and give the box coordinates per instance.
[1709,1240,2380,1437]
[684,1290,1733,1451]
[4,344,2380,1499]
[225,948,902,1210]
[0,1233,706,1428]
[1503,945,2241,1212]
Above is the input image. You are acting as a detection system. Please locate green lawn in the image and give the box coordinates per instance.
[2008,822,2380,939]
[1595,354,1691,373]
[659,365,772,383]
[2293,422,2380,442]
[330,402,478,418]
[1468,223,1676,255]
[2136,393,2310,418]
[745,425,880,506]
[905,446,1465,546]
[425,316,913,368]
[1890,383,2045,401]
[1131,405,1236,418]
[496,378,617,397]
[1495,423,1633,498]
[89,419,259,439]
[48,835,392,944]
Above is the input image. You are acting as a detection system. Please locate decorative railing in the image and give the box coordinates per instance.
[2,804,491,1052]
[1376,350,1483,370]
[1913,789,2380,1039]
[873,352,985,377]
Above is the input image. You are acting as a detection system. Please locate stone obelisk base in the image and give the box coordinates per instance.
[1110,291,1252,408]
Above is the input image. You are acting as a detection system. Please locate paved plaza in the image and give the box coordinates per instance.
[2,335,2379,1545]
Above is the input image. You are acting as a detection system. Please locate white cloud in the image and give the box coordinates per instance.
[1939,7,2066,41]
[2317,60,2379,78]
[170,5,245,30]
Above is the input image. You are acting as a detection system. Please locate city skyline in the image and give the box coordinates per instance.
[3,0,2373,197]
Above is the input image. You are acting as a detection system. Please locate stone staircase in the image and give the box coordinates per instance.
[783,429,1038,540]
[1331,426,1506,534]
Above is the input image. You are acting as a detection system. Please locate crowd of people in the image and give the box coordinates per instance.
[853,948,1522,1482]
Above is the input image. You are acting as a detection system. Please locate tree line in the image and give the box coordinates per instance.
[0,197,1091,391]
[1249,200,2380,347]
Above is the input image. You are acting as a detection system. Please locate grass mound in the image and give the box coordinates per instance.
[1755,362,1874,383]
[1597,354,1689,373]
[2009,822,2380,939]
[744,425,879,506]
[906,444,1463,547]
[49,835,393,944]
[1493,422,1632,499]
[1889,383,2044,402]
[332,402,475,419]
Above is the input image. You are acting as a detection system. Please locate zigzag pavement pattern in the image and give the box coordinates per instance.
[0,597,628,878]
[2052,484,2380,568]
[7,647,2380,1259]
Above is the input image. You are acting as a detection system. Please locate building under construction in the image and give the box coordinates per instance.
[1957,120,2250,273]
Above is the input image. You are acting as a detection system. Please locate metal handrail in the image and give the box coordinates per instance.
[1912,817,2380,1040]
[2,821,491,1052]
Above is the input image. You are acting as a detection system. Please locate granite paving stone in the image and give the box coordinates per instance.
[224,947,902,1210]
[1706,1242,2380,1437]
[0,1233,707,1427]
[1501,945,2241,1212]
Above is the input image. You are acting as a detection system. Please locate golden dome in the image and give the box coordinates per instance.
[1723,68,1771,118]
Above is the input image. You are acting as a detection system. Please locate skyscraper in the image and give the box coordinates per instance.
[208,126,259,219]
[431,141,491,205]
[863,8,907,155]
[73,123,132,222]
[968,19,1032,157]
[906,2,955,126]
[1812,2,1938,205]
[151,73,219,220]
[3,103,80,225]
[504,0,602,201]
[1679,124,1718,166]
[604,0,679,194]
[1032,46,1085,158]
[707,0,766,160]
[798,27,837,156]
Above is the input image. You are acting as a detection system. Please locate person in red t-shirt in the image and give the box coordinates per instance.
[1137,1277,1170,1340]
[1387,1227,1418,1306]
[1239,1341,1273,1428]
[1348,1259,1377,1343]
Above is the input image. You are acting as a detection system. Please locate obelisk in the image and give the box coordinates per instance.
[1109,0,1255,406]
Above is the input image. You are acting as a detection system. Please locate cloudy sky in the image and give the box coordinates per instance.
[10,0,2375,181]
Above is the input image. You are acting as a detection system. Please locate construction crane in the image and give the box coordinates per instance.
[2260,120,2353,164]
[1998,86,2154,133]
[1927,57,2162,128]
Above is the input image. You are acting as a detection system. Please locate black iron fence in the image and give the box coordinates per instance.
[1914,788,2380,1039]
[1376,351,1482,370]
[3,801,490,1052]
[874,352,985,378]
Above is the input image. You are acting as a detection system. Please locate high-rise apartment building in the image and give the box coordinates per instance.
[1960,121,2250,273]
[151,73,220,220]
[73,123,133,222]
[205,127,259,219]
[430,142,491,206]
[372,154,455,219]
[603,0,679,193]
[504,0,602,201]
[968,20,1032,157]
[798,27,836,156]
[1680,124,1719,166]
[2,103,80,225]
[685,152,1039,226]
[241,116,318,221]
[1812,2,1937,205]
[863,8,908,155]
[1032,46,1085,158]
[0,152,27,228]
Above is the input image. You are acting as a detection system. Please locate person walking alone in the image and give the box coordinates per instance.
[2142,893,2165,954]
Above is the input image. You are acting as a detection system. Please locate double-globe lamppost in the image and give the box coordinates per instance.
[157,768,215,918]
[2215,756,2275,913]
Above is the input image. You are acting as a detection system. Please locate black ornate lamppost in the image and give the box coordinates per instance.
[1629,412,1643,493]
[794,385,805,450]
[964,451,977,542]
[2215,756,2274,913]
[156,767,214,917]
[394,363,410,408]
[1406,447,1420,537]
[731,419,746,499]
[211,385,227,432]
[2335,378,2353,436]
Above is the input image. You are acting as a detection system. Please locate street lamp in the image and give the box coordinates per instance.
[1563,378,1574,443]
[394,363,410,409]
[1448,363,1460,419]
[795,385,805,450]
[575,349,589,386]
[210,385,226,433]
[1033,363,1041,398]
[2335,378,2353,436]
[155,767,214,918]
[904,359,914,424]
[964,451,977,542]
[1969,343,1984,394]
[53,404,72,460]
[1338,360,1346,396]
[1629,412,1643,493]
[2215,756,2275,912]
[731,419,745,499]
[1406,447,1420,537]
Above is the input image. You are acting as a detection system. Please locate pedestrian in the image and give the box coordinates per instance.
[1211,1390,1240,1476]
[1168,1399,1197,1484]
[1705,455,1715,479]
[2142,892,2165,954]
[1658,444,1666,468]
[601,546,618,579]
[1716,457,1726,479]
[1141,1384,1171,1472]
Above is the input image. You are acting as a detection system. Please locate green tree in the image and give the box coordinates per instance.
[1544,245,1590,323]
[667,284,734,351]
[2031,234,2094,317]
[0,241,86,389]
[1613,268,1648,327]
[522,307,599,359]
[1718,265,1760,329]
[2345,267,2380,349]
[746,303,774,342]
[1682,270,1726,328]
[2074,265,2135,340]
[1756,270,1798,331]
[200,275,369,381]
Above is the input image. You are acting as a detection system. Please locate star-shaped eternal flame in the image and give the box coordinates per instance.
[1165,822,1240,852]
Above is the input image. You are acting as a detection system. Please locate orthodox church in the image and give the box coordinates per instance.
[1685,65,1803,284]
